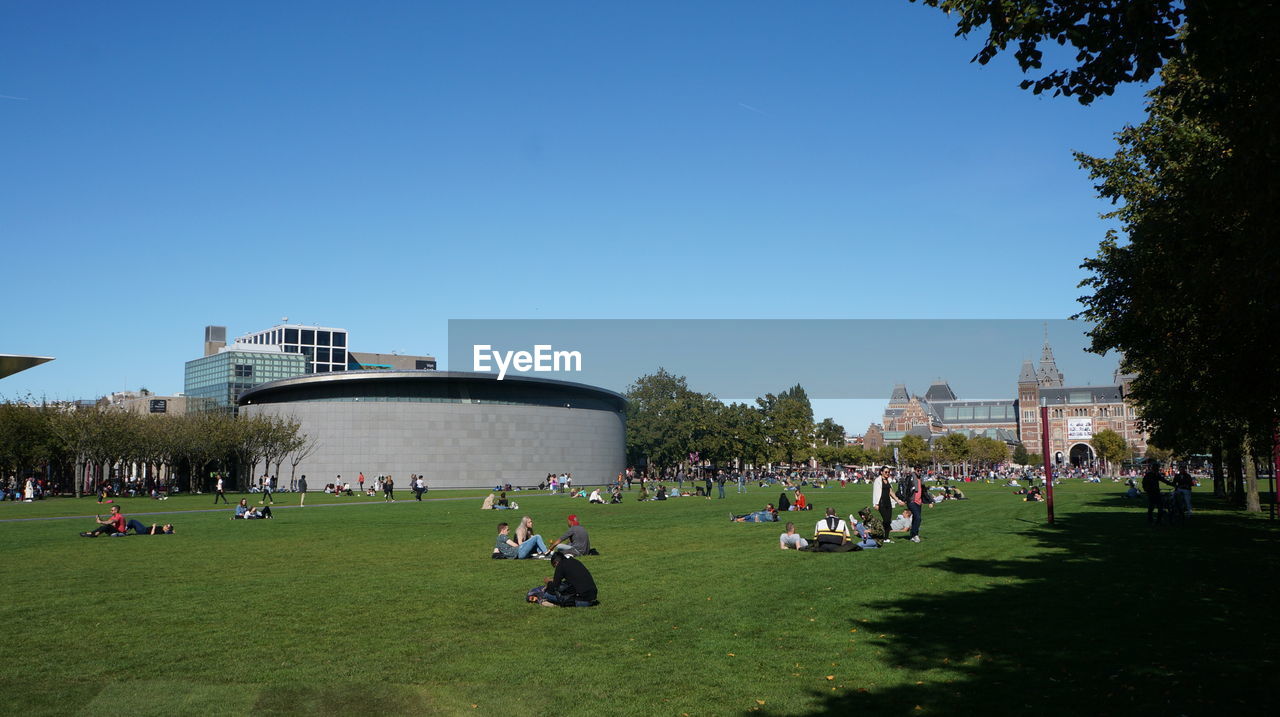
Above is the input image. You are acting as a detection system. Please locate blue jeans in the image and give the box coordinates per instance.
[742,510,774,523]
[908,502,922,538]
[126,519,148,534]
[737,477,745,493]
[717,483,725,498]
[517,535,548,558]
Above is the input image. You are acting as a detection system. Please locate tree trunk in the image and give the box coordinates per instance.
[1245,451,1262,513]
[1227,443,1245,506]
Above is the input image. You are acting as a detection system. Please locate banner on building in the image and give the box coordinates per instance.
[1067,418,1093,440]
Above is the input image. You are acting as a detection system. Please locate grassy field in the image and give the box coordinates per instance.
[1,481,1275,716]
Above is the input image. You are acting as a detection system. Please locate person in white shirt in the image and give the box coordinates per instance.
[588,488,604,504]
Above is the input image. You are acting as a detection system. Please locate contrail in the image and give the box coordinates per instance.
[737,102,767,115]
[0,95,29,101]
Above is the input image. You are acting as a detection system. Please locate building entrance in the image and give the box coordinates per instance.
[1069,442,1095,467]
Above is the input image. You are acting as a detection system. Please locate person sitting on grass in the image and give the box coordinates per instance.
[1025,485,1043,502]
[588,488,605,504]
[857,508,886,541]
[495,492,512,510]
[731,503,778,523]
[514,516,551,558]
[812,508,850,551]
[546,514,591,556]
[80,505,127,537]
[779,522,809,550]
[793,489,809,511]
[493,521,550,559]
[233,498,273,519]
[481,492,496,510]
[533,552,599,607]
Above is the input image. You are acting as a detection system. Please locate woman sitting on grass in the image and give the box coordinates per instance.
[731,503,778,523]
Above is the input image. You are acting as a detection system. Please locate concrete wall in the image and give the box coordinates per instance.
[241,401,624,489]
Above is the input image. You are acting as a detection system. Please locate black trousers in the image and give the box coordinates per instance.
[878,502,893,539]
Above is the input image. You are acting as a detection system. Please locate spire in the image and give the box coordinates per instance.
[1018,359,1037,384]
[1036,325,1065,387]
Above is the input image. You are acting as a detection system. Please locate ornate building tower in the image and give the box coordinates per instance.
[1017,359,1042,448]
[1036,326,1065,388]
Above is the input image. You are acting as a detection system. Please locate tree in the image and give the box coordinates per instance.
[815,418,846,446]
[757,384,815,464]
[898,434,930,467]
[625,369,718,474]
[971,436,1010,468]
[1090,429,1128,474]
[936,432,971,469]
[1012,444,1031,466]
[915,0,1279,511]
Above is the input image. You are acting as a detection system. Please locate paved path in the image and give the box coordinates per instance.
[0,492,565,524]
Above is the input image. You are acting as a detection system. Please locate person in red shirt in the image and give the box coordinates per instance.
[794,489,809,511]
[81,505,127,537]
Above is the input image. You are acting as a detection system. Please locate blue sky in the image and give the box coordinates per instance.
[1,1,1147,432]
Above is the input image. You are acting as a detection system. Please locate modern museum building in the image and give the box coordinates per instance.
[237,371,626,489]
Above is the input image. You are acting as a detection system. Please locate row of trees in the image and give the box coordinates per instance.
[0,402,317,495]
[909,0,1278,508]
[624,369,1016,474]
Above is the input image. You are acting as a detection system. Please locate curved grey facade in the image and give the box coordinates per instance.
[238,371,625,489]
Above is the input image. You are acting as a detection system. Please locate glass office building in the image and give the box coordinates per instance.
[237,324,349,373]
[184,347,308,413]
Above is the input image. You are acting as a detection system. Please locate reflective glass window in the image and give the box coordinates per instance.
[332,332,346,347]
[285,329,298,343]
[318,331,331,346]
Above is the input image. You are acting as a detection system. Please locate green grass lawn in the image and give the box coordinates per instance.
[1,481,1274,716]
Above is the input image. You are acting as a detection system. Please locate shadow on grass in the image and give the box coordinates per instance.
[771,494,1278,716]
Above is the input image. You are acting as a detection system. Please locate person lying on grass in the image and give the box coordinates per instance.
[125,520,175,535]
[731,503,778,523]
[779,522,809,550]
[890,508,913,533]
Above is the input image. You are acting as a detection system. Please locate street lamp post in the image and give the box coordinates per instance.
[1041,401,1055,524]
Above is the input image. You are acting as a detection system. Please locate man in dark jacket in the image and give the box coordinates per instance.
[540,553,598,607]
[1142,462,1173,524]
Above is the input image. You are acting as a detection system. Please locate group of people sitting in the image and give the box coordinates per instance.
[78,505,175,537]
[233,498,273,519]
[775,508,883,552]
[774,504,938,552]
[489,514,600,607]
[481,492,520,510]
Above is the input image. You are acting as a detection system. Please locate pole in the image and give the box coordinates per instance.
[1272,426,1279,520]
[1040,403,1055,524]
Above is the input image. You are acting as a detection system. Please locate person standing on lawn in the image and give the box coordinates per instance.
[873,468,900,543]
[214,474,228,504]
[298,475,308,507]
[903,471,924,543]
